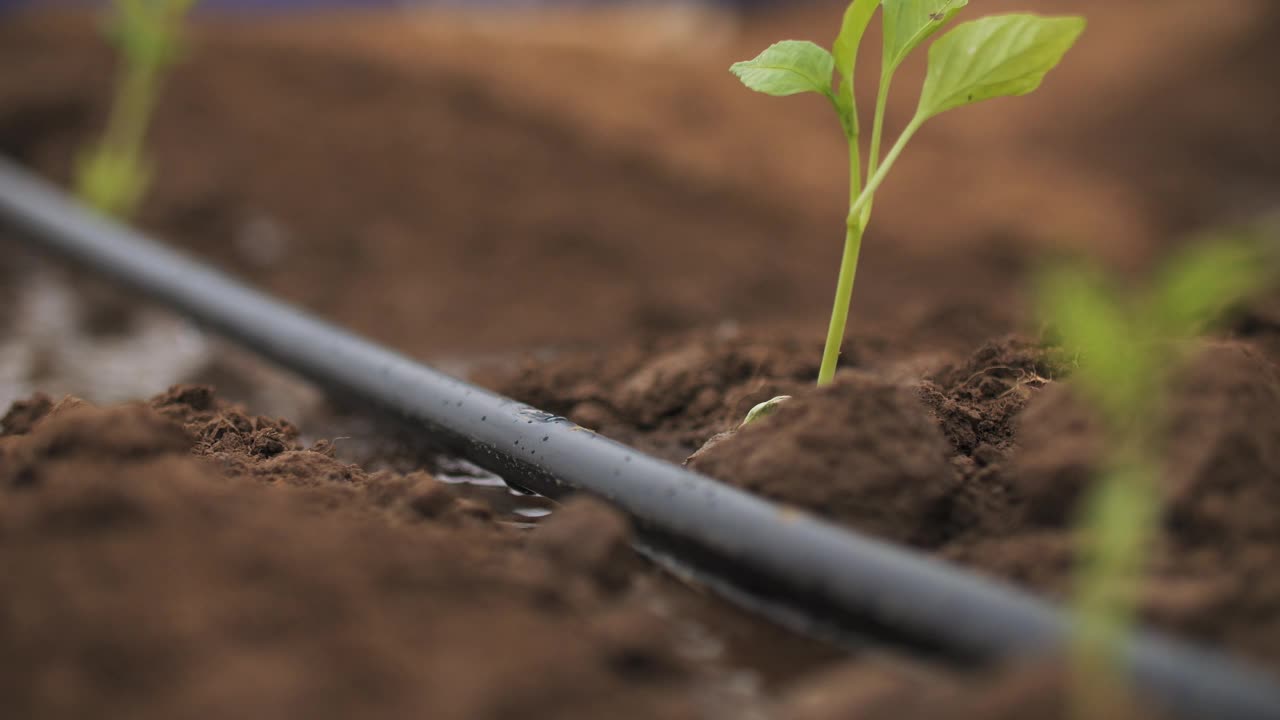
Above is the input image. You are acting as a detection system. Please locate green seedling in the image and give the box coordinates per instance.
[731,2,1085,386]
[76,0,197,219]
[740,395,791,427]
[1039,234,1273,718]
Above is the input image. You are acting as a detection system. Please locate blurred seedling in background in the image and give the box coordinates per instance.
[731,1,1085,387]
[76,0,197,219]
[1039,230,1276,719]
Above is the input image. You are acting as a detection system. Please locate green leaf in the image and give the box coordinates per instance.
[740,395,792,428]
[916,14,1085,121]
[730,41,836,99]
[834,0,881,83]
[1038,266,1145,419]
[1153,237,1271,337]
[833,0,881,134]
[881,0,968,73]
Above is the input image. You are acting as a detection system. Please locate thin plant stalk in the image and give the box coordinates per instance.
[860,75,893,226]
[103,49,161,180]
[77,0,195,220]
[816,115,922,385]
[1070,456,1157,720]
[818,221,865,384]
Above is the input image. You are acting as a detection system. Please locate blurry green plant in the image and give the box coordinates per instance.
[1038,232,1274,718]
[730,1,1085,386]
[76,0,197,219]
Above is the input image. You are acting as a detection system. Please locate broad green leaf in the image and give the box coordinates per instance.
[916,14,1085,121]
[1153,237,1271,337]
[1038,266,1145,420]
[882,0,968,73]
[730,41,836,99]
[834,0,881,82]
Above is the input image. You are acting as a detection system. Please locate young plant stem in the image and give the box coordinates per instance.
[818,219,865,385]
[816,115,922,386]
[103,55,160,167]
[1070,455,1156,720]
[817,134,866,386]
[860,75,893,226]
[849,115,922,222]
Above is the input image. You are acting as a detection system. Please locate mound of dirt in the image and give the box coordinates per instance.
[501,331,1280,676]
[484,332,841,462]
[686,372,956,546]
[979,342,1280,669]
[0,387,694,720]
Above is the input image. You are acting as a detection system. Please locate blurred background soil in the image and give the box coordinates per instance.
[2,0,1276,374]
[2,1,1279,718]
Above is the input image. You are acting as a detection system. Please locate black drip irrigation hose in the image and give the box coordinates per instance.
[1,156,1278,719]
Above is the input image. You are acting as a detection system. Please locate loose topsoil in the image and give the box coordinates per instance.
[2,1,1280,718]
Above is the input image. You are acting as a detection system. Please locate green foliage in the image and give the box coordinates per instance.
[729,41,836,99]
[832,0,881,133]
[1038,232,1274,716]
[740,395,792,428]
[1040,235,1268,424]
[75,0,197,219]
[1153,237,1270,337]
[1038,266,1150,424]
[882,0,968,74]
[917,14,1086,120]
[833,0,881,80]
[730,2,1085,388]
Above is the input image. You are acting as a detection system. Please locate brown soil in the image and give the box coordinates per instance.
[1,387,699,720]
[3,1,1280,717]
[523,333,1280,675]
[689,371,958,547]
[779,659,1161,720]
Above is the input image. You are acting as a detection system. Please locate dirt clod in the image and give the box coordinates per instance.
[0,392,53,436]
[687,373,956,546]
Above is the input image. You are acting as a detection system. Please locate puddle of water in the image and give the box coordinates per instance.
[436,458,557,526]
[434,456,509,487]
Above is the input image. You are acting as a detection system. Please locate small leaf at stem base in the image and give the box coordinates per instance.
[740,396,793,428]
